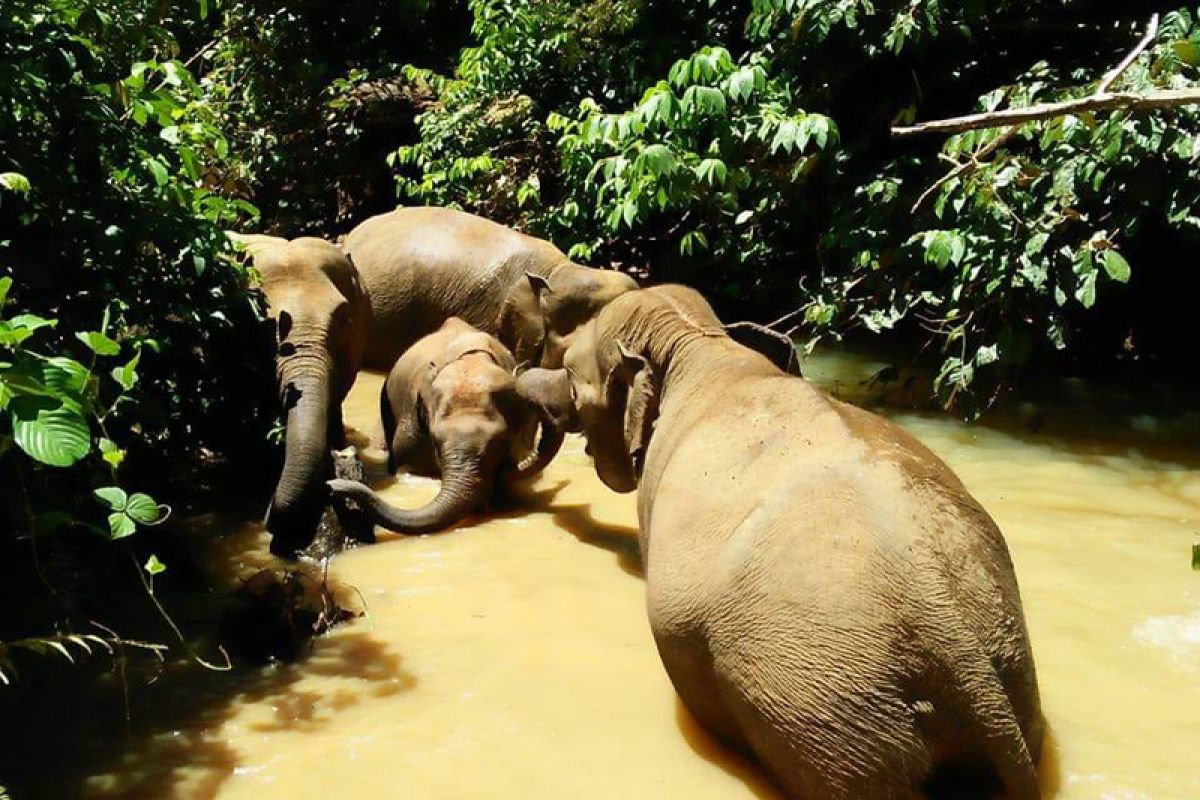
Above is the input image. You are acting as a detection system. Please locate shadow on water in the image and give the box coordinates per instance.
[550,503,643,578]
[1037,723,1064,799]
[98,630,415,800]
[0,623,414,799]
[0,509,415,799]
[507,477,643,577]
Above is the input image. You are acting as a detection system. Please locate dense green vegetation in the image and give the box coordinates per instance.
[3,0,1200,673]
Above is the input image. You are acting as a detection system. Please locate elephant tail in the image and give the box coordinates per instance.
[918,619,1041,800]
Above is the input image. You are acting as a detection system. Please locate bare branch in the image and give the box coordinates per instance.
[1097,13,1159,95]
[892,88,1200,138]
[894,15,1182,139]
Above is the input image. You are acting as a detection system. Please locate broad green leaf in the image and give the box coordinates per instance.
[1075,271,1097,308]
[8,314,55,334]
[11,397,91,467]
[108,512,136,540]
[94,486,128,511]
[144,554,167,575]
[0,276,10,307]
[42,357,89,395]
[75,331,120,356]
[1175,39,1200,67]
[125,493,161,524]
[1102,250,1131,283]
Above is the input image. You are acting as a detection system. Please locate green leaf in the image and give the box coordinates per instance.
[635,144,677,178]
[0,276,11,307]
[0,173,31,196]
[1101,250,1131,283]
[974,344,999,367]
[99,437,125,468]
[144,554,167,576]
[10,397,91,467]
[1175,40,1200,67]
[108,512,136,540]
[919,230,966,270]
[110,349,141,391]
[42,357,89,395]
[125,493,161,525]
[75,331,120,356]
[94,486,128,511]
[1075,271,1098,309]
[145,158,168,188]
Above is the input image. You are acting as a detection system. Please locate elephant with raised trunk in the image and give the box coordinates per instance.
[553,285,1044,800]
[343,206,638,371]
[232,234,370,556]
[327,318,564,534]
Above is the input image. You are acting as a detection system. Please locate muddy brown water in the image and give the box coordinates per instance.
[57,351,1200,798]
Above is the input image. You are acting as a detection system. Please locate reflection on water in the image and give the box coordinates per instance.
[10,349,1200,799]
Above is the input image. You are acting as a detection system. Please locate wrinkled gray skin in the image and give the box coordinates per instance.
[231,233,370,557]
[327,318,563,534]
[557,285,1044,800]
[343,206,638,371]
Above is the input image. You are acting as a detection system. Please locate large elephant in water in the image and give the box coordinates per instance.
[327,318,562,534]
[231,234,370,556]
[549,285,1044,799]
[343,206,638,371]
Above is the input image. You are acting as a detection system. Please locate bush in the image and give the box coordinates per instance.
[0,1,271,564]
[390,0,1200,413]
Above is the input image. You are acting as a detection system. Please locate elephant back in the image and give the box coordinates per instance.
[344,207,566,369]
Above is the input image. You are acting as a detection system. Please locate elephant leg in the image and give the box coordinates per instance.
[388,415,434,475]
[653,632,747,752]
[719,685,929,800]
[327,404,347,450]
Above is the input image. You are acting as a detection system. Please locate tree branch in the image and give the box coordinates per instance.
[893,15,1184,139]
[1097,13,1159,94]
[892,88,1200,138]
[911,126,1018,213]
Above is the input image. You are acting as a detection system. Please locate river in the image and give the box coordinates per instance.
[34,350,1200,798]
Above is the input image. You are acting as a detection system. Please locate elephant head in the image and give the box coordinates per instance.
[329,324,564,534]
[233,233,369,556]
[559,287,728,493]
[525,263,638,369]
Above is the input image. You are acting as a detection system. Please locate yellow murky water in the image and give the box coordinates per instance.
[87,353,1200,799]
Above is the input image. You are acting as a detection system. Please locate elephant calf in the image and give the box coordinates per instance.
[328,318,563,534]
[556,285,1044,800]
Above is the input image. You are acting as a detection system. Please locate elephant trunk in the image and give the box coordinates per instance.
[266,354,334,555]
[512,405,565,480]
[328,447,486,535]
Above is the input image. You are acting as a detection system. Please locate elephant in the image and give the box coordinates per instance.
[230,233,370,556]
[342,206,639,371]
[326,317,564,534]
[550,285,1044,800]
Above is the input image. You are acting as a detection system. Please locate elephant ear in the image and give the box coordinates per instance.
[526,271,552,298]
[615,342,658,476]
